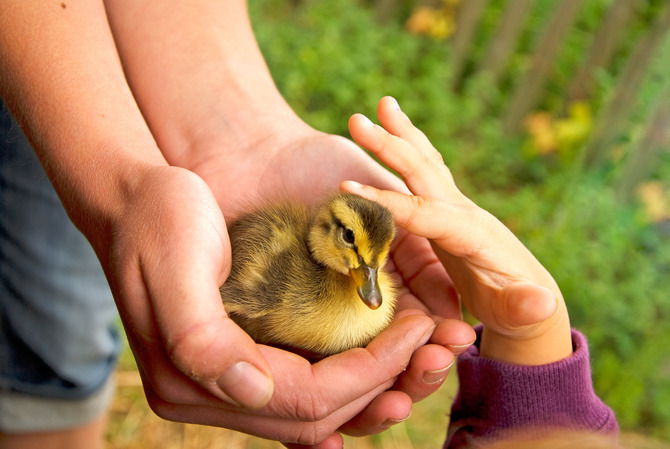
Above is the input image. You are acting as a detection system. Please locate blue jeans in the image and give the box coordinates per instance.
[0,99,120,431]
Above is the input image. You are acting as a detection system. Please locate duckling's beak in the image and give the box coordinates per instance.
[350,264,383,310]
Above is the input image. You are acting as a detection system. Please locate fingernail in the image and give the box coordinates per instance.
[344,180,363,191]
[390,97,402,112]
[422,361,454,385]
[415,325,436,351]
[449,340,476,350]
[216,362,274,409]
[381,411,411,429]
[359,114,375,127]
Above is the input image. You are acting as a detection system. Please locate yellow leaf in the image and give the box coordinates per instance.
[406,6,440,36]
[406,4,457,40]
[555,101,592,148]
[568,101,592,123]
[637,181,670,223]
[525,112,557,155]
[429,15,456,39]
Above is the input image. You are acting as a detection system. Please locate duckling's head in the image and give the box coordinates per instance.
[308,193,396,310]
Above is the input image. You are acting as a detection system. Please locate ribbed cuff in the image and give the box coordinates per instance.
[445,325,618,448]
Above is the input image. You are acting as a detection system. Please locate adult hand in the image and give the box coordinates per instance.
[173,125,475,445]
[343,97,573,366]
[102,159,472,449]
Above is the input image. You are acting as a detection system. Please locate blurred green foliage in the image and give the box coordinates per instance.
[249,0,670,440]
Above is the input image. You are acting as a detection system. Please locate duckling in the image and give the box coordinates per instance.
[219,192,397,357]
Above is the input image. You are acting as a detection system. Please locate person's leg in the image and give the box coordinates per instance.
[0,404,108,449]
[0,100,120,447]
[0,417,106,449]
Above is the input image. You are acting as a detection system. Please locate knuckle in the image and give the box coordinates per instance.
[269,386,332,423]
[296,425,320,446]
[140,366,190,406]
[294,422,334,446]
[376,130,394,156]
[145,390,182,423]
[397,195,425,228]
[294,391,331,422]
[165,320,220,379]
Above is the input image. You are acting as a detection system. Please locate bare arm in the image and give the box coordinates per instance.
[103,0,309,170]
[0,0,165,241]
[0,0,275,423]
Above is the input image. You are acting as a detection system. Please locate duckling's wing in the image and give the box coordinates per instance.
[220,203,313,340]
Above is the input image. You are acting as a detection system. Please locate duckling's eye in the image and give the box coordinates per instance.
[343,228,355,245]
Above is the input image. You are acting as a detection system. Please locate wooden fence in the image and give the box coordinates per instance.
[451,0,670,202]
[389,0,670,203]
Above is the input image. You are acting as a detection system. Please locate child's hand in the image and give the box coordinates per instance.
[342,97,572,365]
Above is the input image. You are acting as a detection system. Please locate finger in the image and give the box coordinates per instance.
[392,344,454,402]
[149,264,274,410]
[133,178,274,409]
[284,433,344,449]
[136,310,436,436]
[348,112,455,202]
[256,314,435,422]
[341,181,455,241]
[143,271,275,410]
[342,181,497,262]
[430,318,477,356]
[144,361,394,444]
[338,390,412,436]
[377,96,435,154]
[390,229,461,319]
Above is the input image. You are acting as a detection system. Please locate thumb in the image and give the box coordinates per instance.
[139,214,274,409]
[116,167,274,410]
[147,255,275,409]
[498,283,558,328]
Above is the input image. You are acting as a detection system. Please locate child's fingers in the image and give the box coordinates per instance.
[341,180,484,254]
[341,180,446,240]
[342,180,514,264]
[348,113,414,169]
[348,114,456,202]
[376,97,435,156]
[376,97,452,191]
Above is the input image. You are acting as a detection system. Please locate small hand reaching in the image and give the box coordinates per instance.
[342,97,573,366]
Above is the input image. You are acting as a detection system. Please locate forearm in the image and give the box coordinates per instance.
[0,0,165,249]
[103,0,310,170]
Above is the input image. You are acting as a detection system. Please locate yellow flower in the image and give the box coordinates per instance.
[524,102,593,160]
[406,1,458,40]
[637,181,670,223]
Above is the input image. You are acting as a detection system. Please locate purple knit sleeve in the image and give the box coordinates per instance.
[444,325,618,449]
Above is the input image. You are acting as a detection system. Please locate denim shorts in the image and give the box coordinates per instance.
[0,100,120,431]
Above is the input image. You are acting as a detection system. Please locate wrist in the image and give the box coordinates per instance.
[48,138,167,254]
[166,98,314,173]
[104,0,314,171]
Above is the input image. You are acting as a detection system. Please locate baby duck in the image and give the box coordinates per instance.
[220,192,397,357]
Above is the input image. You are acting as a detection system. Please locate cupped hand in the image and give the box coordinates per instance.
[104,129,474,446]
[186,123,474,442]
[101,163,441,446]
[342,97,573,366]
